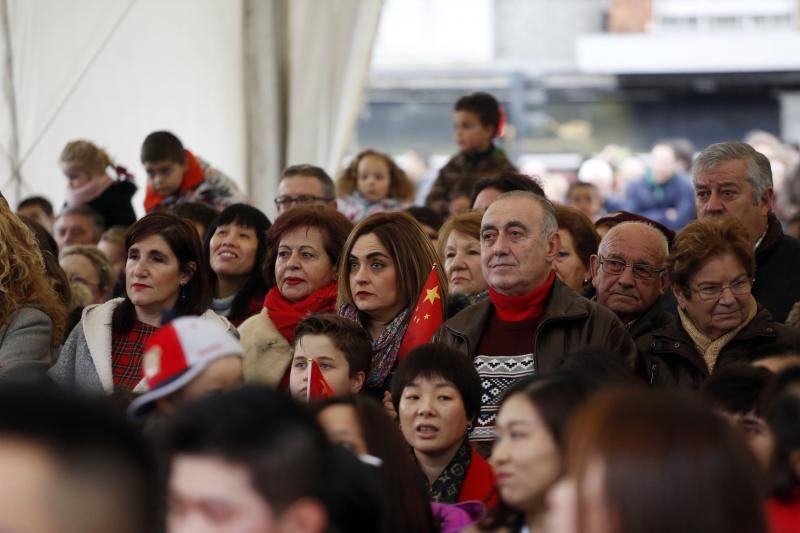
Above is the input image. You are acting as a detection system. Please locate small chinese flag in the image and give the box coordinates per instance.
[307,359,333,402]
[398,265,443,360]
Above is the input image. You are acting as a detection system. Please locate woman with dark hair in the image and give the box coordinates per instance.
[476,374,589,532]
[51,212,231,395]
[391,344,496,510]
[553,205,600,295]
[238,205,353,386]
[314,395,436,533]
[204,203,271,327]
[545,388,766,533]
[637,218,800,388]
[338,212,447,395]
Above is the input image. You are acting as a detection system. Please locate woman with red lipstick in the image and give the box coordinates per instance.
[392,344,497,512]
[438,211,488,304]
[203,204,271,327]
[51,213,231,396]
[239,206,353,386]
[477,374,589,533]
[337,211,447,395]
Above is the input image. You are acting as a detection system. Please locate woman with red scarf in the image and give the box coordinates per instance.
[239,206,353,386]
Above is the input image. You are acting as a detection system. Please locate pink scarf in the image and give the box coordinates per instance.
[64,174,114,207]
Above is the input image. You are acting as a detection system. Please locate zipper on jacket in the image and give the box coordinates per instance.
[648,361,658,386]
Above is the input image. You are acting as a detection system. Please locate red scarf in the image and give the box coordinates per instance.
[489,271,555,322]
[144,150,205,212]
[263,282,339,343]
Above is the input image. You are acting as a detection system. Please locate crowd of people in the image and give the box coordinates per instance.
[1,92,799,533]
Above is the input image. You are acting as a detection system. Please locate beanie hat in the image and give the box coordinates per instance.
[127,316,243,419]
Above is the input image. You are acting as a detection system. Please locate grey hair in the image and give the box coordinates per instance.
[599,221,669,265]
[692,141,772,203]
[493,190,558,241]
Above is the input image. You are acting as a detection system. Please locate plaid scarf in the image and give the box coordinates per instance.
[339,302,410,388]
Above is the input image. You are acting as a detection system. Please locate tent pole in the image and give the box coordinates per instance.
[1,0,22,204]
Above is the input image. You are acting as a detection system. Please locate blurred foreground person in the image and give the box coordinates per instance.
[315,395,437,533]
[0,384,157,533]
[165,386,381,533]
[545,388,766,533]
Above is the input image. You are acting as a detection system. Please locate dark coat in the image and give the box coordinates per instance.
[625,172,695,231]
[636,305,800,389]
[433,278,637,371]
[628,300,675,341]
[87,180,137,229]
[754,213,800,323]
[425,145,516,217]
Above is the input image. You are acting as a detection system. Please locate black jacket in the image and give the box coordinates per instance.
[87,180,138,229]
[636,305,800,389]
[753,213,800,323]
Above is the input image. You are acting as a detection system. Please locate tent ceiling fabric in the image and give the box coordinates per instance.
[0,0,383,217]
[244,0,383,216]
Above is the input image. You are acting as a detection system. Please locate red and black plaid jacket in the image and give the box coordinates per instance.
[111,320,156,391]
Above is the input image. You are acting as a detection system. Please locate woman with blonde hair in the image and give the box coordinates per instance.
[338,211,447,395]
[0,203,68,381]
[60,139,137,228]
[59,245,115,306]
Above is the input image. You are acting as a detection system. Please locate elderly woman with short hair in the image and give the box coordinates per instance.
[637,217,800,389]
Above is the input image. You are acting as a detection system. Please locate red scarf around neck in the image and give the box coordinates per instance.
[263,282,339,343]
[144,150,205,212]
[489,271,555,322]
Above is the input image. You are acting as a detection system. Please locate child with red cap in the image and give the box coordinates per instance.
[128,316,244,420]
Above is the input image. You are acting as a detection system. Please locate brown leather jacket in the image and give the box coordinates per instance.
[636,305,800,389]
[432,278,637,371]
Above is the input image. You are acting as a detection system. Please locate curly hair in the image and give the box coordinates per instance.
[0,204,68,346]
[336,149,415,201]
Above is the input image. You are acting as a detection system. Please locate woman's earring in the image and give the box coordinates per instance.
[180,284,187,300]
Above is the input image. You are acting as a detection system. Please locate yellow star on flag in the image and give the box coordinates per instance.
[424,313,430,320]
[424,286,440,305]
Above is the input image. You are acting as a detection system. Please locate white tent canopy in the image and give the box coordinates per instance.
[0,0,382,218]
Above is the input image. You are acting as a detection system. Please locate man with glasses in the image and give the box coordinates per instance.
[590,221,672,342]
[275,164,337,215]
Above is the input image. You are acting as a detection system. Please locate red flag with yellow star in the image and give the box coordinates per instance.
[397,265,443,359]
[307,359,333,402]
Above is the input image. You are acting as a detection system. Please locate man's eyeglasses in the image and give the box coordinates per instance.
[688,278,753,302]
[598,255,666,281]
[274,195,331,209]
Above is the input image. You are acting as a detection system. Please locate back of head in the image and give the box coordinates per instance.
[763,367,800,501]
[141,131,185,164]
[166,386,381,531]
[172,202,219,234]
[0,384,157,533]
[470,171,545,207]
[566,387,766,533]
[703,364,771,416]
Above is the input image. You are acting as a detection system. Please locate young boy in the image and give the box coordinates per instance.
[566,181,603,221]
[141,130,243,213]
[289,313,371,401]
[425,92,516,217]
[127,316,245,420]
